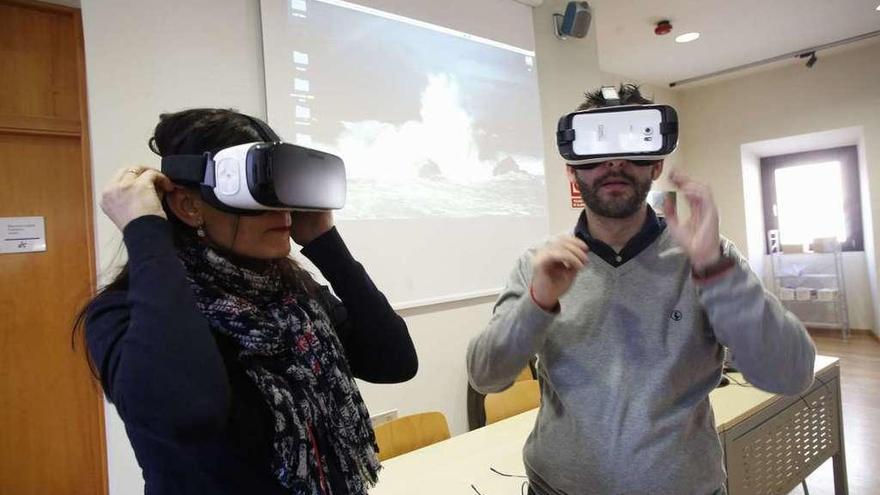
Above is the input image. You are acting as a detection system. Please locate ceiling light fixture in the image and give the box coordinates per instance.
[675,32,700,43]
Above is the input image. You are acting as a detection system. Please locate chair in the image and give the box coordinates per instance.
[373,411,451,461]
[467,360,538,430]
[514,366,534,382]
[484,379,541,425]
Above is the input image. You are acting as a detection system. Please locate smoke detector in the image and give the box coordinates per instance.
[654,20,672,36]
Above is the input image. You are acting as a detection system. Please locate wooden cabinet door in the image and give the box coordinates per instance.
[0,1,107,494]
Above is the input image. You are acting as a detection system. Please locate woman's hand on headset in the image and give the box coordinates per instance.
[290,210,334,246]
[101,166,175,231]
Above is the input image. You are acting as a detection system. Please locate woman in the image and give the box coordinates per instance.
[80,109,418,494]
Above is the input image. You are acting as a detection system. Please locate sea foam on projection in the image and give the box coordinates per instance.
[331,74,546,220]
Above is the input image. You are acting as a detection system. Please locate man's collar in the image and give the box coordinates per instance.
[574,205,666,267]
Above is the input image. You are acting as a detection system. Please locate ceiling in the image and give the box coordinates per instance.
[588,0,880,87]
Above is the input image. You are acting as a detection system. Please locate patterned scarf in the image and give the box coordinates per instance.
[177,240,380,494]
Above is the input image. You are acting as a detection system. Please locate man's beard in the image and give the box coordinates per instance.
[577,170,653,219]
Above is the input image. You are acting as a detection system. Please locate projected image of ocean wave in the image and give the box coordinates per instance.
[335,74,545,183]
[339,173,546,220]
[322,73,546,220]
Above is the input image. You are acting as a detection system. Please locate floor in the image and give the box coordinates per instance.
[786,331,880,495]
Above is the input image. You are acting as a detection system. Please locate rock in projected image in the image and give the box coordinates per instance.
[335,74,546,220]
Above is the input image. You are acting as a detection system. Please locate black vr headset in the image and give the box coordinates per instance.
[557,99,678,168]
[161,116,346,215]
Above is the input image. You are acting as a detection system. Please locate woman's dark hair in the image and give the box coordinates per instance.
[73,109,318,360]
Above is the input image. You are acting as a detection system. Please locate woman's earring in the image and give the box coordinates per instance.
[196,223,206,238]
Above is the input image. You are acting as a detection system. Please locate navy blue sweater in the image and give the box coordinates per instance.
[86,215,417,494]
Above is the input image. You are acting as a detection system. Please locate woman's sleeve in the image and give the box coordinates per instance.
[85,215,230,439]
[301,227,418,383]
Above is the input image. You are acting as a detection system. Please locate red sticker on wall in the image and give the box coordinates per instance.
[570,182,584,209]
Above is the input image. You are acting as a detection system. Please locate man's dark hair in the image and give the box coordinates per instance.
[577,83,653,111]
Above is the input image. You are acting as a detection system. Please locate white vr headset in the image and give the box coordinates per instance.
[161,141,347,215]
[557,103,679,167]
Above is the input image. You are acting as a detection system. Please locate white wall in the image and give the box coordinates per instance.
[675,41,880,336]
[81,0,601,493]
[536,0,602,233]
[739,147,765,276]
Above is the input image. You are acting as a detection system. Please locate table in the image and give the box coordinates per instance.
[716,355,846,495]
[371,355,846,495]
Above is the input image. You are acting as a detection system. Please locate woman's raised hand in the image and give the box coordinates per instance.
[100,166,175,231]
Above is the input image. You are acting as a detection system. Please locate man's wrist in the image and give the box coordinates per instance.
[691,243,724,271]
[692,244,735,283]
[529,285,560,313]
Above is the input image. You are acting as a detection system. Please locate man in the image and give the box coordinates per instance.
[466,85,816,495]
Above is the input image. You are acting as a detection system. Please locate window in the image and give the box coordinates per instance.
[774,161,846,245]
[761,146,863,252]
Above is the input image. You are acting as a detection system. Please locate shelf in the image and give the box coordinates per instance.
[780,299,840,305]
[771,252,841,256]
[774,274,837,279]
[771,245,847,340]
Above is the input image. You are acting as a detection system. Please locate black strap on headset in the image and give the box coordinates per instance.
[660,121,678,135]
[159,113,276,193]
[557,128,576,145]
[161,153,212,186]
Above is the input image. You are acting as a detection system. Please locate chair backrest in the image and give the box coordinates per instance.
[373,411,451,461]
[514,365,534,382]
[484,379,540,425]
[467,362,537,431]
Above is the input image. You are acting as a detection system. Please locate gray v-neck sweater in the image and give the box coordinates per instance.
[467,229,815,495]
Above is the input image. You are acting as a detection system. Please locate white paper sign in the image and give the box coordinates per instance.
[1,217,47,254]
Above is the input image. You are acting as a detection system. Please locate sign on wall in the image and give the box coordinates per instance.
[1,217,47,254]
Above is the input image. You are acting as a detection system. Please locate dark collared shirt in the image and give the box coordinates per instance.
[574,205,667,267]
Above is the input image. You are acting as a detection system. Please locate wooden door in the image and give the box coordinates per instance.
[0,1,107,494]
